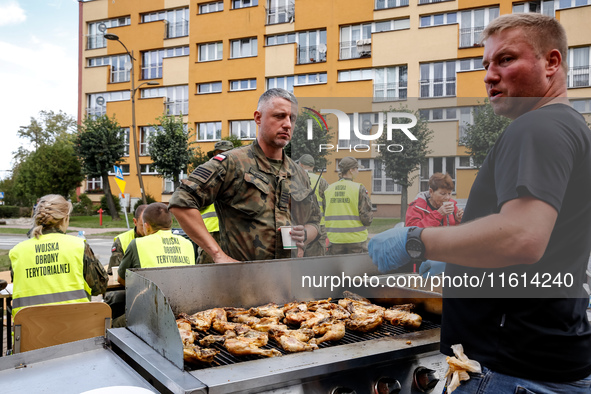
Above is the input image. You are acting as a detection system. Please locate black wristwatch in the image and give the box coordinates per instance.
[405,226,426,261]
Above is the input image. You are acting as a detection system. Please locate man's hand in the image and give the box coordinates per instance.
[212,251,239,264]
[418,260,446,278]
[368,227,412,272]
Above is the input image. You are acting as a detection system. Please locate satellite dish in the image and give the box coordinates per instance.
[318,43,327,54]
[96,96,105,106]
[98,23,107,33]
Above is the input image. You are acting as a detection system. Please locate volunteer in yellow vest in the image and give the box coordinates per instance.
[107,204,147,275]
[10,194,108,317]
[325,156,373,255]
[197,140,234,264]
[297,153,328,256]
[114,203,196,327]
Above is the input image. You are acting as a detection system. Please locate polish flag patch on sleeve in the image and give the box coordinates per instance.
[213,154,227,162]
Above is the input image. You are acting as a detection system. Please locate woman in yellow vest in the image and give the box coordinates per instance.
[325,157,373,255]
[10,194,108,316]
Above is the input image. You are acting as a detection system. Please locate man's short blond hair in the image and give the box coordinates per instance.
[481,13,568,71]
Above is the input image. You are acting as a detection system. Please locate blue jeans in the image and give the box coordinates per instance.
[446,366,591,394]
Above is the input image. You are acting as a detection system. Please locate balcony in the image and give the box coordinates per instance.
[267,4,294,25]
[568,66,591,88]
[340,39,371,60]
[165,20,189,39]
[165,99,189,116]
[297,44,327,64]
[373,83,408,102]
[459,26,484,48]
[87,34,106,50]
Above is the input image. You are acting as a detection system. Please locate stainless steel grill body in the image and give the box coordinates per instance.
[114,253,444,393]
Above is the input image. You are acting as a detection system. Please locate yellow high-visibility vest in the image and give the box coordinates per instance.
[308,172,325,226]
[136,230,196,268]
[200,204,219,233]
[325,179,368,244]
[115,229,136,253]
[10,233,90,316]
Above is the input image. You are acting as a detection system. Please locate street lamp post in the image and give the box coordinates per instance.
[104,33,159,205]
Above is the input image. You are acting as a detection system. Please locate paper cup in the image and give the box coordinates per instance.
[279,226,297,249]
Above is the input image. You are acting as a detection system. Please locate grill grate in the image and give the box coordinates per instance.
[185,318,440,371]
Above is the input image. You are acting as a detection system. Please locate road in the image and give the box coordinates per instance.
[0,235,114,266]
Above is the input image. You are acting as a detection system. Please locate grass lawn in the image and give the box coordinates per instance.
[68,214,135,228]
[368,218,401,234]
[0,228,30,235]
[0,249,10,272]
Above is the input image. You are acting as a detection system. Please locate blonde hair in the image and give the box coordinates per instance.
[481,13,568,71]
[31,194,72,239]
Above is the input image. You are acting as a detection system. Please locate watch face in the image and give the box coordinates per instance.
[406,239,424,259]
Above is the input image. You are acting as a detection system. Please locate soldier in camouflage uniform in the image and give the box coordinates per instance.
[169,88,321,262]
[10,195,108,315]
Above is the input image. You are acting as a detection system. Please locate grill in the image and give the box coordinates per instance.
[108,253,447,394]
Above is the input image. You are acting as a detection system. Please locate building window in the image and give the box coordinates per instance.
[141,85,189,116]
[197,122,222,141]
[88,54,130,83]
[141,7,189,38]
[571,98,591,113]
[199,42,223,62]
[371,159,402,194]
[340,19,409,60]
[230,78,257,91]
[87,17,130,50]
[297,29,327,64]
[230,120,257,139]
[420,157,459,192]
[338,113,380,148]
[567,46,591,88]
[418,0,453,4]
[267,0,294,25]
[557,0,591,10]
[266,32,296,46]
[375,0,409,10]
[86,91,130,117]
[266,75,294,92]
[120,128,130,156]
[458,57,484,71]
[198,82,222,94]
[419,12,457,28]
[420,61,457,98]
[200,1,224,14]
[233,0,258,9]
[141,46,189,80]
[373,66,407,102]
[230,37,258,58]
[512,1,541,13]
[294,72,327,86]
[108,165,130,176]
[140,164,159,175]
[139,127,155,156]
[459,7,499,48]
[86,177,103,192]
[338,68,374,82]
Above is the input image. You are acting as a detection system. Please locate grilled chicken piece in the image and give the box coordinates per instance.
[299,311,331,329]
[346,311,384,332]
[223,330,281,358]
[199,331,236,347]
[177,318,197,346]
[249,302,285,319]
[251,317,287,332]
[342,291,371,303]
[183,344,219,364]
[276,334,318,353]
[225,307,262,325]
[338,298,385,315]
[269,327,315,343]
[212,319,251,335]
[384,304,422,329]
[180,308,227,332]
[307,301,351,321]
[315,320,346,345]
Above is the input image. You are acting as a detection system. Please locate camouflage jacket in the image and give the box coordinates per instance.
[169,140,321,261]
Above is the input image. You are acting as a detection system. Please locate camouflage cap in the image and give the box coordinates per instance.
[297,154,315,167]
[214,140,234,152]
[338,156,359,172]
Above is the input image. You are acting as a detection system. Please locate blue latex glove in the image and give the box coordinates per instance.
[368,227,411,273]
[419,260,446,278]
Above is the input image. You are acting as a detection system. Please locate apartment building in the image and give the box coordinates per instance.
[78,0,591,216]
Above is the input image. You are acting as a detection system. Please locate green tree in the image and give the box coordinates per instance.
[17,110,77,151]
[75,115,125,220]
[13,140,85,203]
[148,114,195,190]
[285,108,333,171]
[459,100,511,168]
[376,107,434,220]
